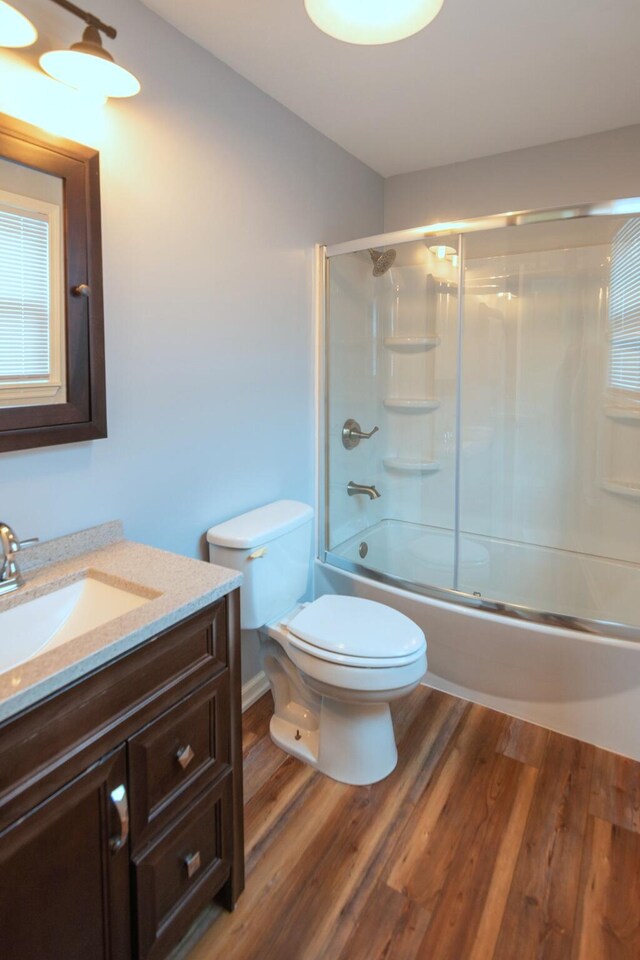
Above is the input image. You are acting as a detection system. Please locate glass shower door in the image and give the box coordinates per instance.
[457,214,640,627]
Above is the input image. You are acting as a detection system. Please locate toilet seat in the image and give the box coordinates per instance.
[286,594,426,668]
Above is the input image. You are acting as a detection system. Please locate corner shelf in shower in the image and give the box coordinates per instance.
[384,398,441,411]
[601,479,640,499]
[383,336,441,351]
[383,457,442,473]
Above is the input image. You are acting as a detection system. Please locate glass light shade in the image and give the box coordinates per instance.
[0,1,37,47]
[40,49,140,98]
[428,244,457,260]
[304,0,444,44]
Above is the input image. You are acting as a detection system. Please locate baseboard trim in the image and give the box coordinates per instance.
[241,671,270,712]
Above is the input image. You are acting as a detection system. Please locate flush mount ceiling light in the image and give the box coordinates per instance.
[39,0,140,98]
[304,0,444,45]
[0,1,37,47]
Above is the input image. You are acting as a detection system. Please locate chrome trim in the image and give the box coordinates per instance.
[109,784,129,853]
[342,418,379,449]
[453,234,464,591]
[321,246,330,557]
[0,522,32,595]
[324,196,640,258]
[323,550,640,644]
[347,481,381,500]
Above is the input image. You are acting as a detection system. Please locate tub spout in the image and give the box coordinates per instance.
[347,481,381,500]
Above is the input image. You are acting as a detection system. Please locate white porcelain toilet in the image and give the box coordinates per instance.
[207,500,427,785]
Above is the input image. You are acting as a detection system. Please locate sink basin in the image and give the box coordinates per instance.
[0,575,153,674]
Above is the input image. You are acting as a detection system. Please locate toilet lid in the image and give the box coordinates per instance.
[287,595,426,661]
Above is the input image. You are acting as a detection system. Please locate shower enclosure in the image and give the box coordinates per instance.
[321,200,640,640]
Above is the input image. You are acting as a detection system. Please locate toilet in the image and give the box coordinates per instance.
[207,500,427,785]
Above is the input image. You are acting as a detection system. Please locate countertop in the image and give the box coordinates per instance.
[0,522,242,722]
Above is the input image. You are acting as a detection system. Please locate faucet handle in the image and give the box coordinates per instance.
[19,538,39,549]
[0,523,19,554]
[342,419,380,450]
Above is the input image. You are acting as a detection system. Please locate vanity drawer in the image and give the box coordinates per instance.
[134,773,232,960]
[128,673,230,849]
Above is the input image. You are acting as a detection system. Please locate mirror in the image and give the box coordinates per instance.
[0,112,105,452]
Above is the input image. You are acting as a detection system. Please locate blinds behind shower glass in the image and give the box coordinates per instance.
[610,217,640,393]
[0,206,50,381]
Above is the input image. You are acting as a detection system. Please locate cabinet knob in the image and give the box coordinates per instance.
[184,851,201,879]
[176,744,195,770]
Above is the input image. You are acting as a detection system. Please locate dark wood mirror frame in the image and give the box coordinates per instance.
[0,113,106,453]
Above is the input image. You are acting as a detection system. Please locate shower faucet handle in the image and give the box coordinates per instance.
[342,419,380,450]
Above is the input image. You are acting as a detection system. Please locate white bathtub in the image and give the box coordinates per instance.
[317,520,640,760]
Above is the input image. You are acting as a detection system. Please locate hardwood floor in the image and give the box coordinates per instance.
[171,686,640,960]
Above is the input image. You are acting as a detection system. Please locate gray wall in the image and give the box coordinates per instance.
[384,124,640,230]
[1,0,382,560]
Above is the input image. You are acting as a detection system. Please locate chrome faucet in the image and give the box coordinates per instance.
[0,523,38,595]
[347,481,381,500]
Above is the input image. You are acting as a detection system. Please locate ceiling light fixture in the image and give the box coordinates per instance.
[428,243,457,260]
[0,1,37,47]
[39,0,140,98]
[304,0,444,45]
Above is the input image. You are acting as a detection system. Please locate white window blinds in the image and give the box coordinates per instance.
[0,205,50,382]
[609,217,640,393]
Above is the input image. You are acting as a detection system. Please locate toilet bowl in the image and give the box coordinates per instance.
[207,500,427,785]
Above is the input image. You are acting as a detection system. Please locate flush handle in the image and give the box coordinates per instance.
[176,744,195,770]
[248,547,267,560]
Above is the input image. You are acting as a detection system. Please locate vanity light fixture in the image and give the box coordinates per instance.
[0,1,37,47]
[39,0,140,98]
[304,0,444,45]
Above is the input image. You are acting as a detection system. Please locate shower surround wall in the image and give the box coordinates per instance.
[328,250,458,564]
[326,214,640,628]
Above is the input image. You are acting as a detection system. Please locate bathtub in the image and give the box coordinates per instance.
[317,519,640,760]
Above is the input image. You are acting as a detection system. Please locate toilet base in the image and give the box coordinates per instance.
[260,627,420,786]
[269,692,398,785]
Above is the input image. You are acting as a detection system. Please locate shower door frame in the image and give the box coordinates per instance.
[318,196,640,643]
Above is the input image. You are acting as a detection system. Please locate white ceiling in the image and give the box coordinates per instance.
[140,0,640,178]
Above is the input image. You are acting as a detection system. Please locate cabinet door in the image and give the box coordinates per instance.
[0,746,131,960]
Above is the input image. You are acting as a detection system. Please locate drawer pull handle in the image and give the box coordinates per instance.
[184,851,201,879]
[109,784,129,853]
[176,744,195,770]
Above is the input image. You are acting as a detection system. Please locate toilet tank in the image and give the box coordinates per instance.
[206,500,314,629]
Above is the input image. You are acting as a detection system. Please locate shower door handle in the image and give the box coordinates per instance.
[342,419,379,449]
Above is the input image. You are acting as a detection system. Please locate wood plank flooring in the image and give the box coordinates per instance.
[171,687,640,960]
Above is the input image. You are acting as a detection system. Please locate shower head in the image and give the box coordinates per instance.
[368,247,396,276]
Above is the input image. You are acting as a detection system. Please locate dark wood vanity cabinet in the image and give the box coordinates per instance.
[0,746,131,960]
[0,589,244,960]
